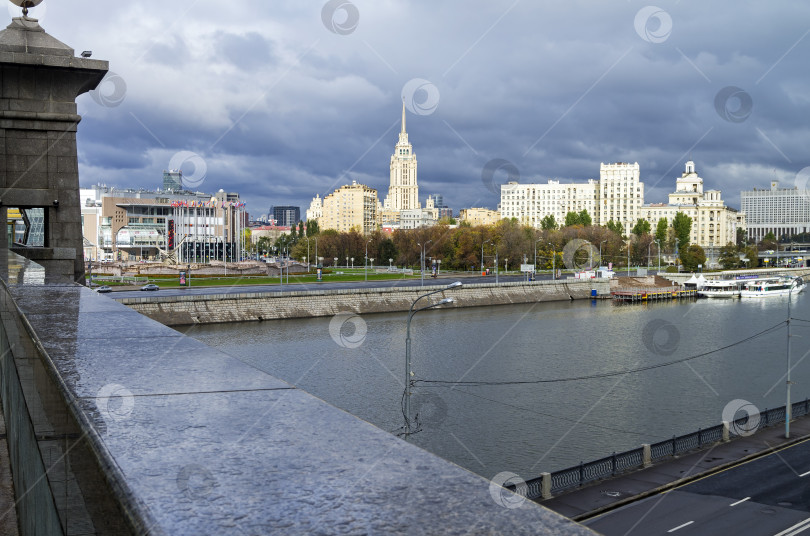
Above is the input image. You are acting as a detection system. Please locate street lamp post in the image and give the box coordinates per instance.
[655,239,661,273]
[365,239,372,281]
[437,259,441,275]
[482,240,492,275]
[599,240,607,269]
[418,240,432,287]
[534,238,543,274]
[405,281,462,437]
[786,277,801,438]
[627,239,631,277]
[647,242,652,270]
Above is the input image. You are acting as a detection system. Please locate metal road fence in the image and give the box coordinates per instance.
[523,399,809,501]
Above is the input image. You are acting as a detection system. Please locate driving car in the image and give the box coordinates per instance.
[140,284,160,291]
[95,285,112,293]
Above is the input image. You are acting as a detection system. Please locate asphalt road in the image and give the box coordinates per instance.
[107,273,547,299]
[586,438,810,536]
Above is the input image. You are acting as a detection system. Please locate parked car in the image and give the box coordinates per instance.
[95,285,112,293]
[140,284,160,291]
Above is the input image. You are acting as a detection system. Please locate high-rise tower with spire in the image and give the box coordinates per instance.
[383,101,419,211]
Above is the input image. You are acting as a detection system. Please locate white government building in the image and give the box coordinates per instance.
[741,181,810,242]
[499,161,744,248]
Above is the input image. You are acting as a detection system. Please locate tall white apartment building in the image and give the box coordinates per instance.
[740,181,810,242]
[383,102,419,212]
[598,162,644,234]
[499,179,599,227]
[320,180,379,235]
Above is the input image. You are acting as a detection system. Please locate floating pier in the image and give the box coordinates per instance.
[611,287,697,302]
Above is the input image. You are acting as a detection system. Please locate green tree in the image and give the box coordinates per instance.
[578,209,592,226]
[297,221,305,239]
[680,244,706,272]
[564,211,581,227]
[606,219,624,237]
[742,245,759,268]
[655,218,668,244]
[672,212,692,249]
[378,238,398,266]
[718,243,740,270]
[736,227,746,247]
[632,218,651,236]
[306,219,319,237]
[540,214,557,230]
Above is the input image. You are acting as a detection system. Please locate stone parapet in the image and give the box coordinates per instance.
[119,279,611,326]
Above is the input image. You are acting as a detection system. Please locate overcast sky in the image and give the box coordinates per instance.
[25,1,810,218]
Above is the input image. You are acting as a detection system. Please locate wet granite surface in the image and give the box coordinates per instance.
[2,254,597,535]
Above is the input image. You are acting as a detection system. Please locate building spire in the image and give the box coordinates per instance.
[401,98,406,134]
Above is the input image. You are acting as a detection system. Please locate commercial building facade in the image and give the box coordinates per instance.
[459,207,501,226]
[81,185,246,262]
[271,205,301,227]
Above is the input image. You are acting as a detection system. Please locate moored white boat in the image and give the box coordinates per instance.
[698,279,742,298]
[739,276,806,298]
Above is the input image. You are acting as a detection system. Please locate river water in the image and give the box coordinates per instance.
[181,294,810,483]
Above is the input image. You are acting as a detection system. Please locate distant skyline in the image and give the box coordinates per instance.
[28,1,810,216]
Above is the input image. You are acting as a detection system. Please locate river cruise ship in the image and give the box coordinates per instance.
[739,276,806,298]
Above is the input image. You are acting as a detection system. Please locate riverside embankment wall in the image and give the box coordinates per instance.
[118,279,611,326]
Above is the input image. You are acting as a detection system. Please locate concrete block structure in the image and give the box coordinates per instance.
[0,14,107,282]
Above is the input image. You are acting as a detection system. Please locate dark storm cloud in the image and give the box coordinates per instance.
[37,1,810,216]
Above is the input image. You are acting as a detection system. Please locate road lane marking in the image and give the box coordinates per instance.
[730,496,751,506]
[799,470,810,477]
[774,517,810,536]
[667,521,694,533]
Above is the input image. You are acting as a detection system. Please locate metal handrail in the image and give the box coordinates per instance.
[527,398,810,499]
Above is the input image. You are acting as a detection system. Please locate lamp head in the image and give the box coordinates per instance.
[446,281,462,289]
[437,297,454,305]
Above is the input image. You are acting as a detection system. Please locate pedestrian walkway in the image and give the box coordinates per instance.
[541,414,810,521]
[0,400,19,536]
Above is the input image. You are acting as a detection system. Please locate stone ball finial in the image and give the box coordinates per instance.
[9,0,43,16]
